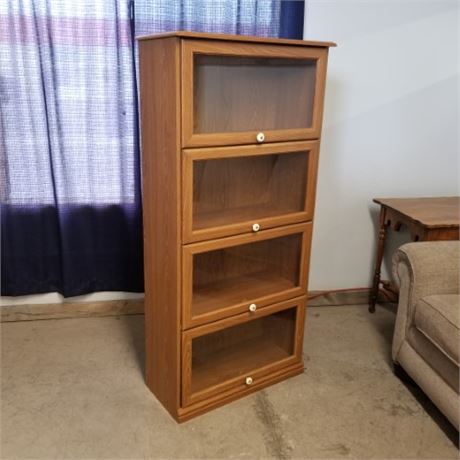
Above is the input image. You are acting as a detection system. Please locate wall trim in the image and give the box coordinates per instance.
[1,299,144,322]
[1,288,392,322]
[307,288,390,307]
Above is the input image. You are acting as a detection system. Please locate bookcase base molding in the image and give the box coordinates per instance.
[177,361,305,422]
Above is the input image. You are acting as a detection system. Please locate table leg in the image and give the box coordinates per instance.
[369,207,388,313]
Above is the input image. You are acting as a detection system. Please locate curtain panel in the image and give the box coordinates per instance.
[0,0,305,297]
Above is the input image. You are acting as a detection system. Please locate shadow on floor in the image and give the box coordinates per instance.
[367,302,398,368]
[118,314,145,375]
[394,361,459,447]
[369,304,458,446]
[373,302,397,338]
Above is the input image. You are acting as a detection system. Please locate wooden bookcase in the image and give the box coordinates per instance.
[138,31,335,422]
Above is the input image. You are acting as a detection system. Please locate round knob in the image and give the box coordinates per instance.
[256,132,265,143]
[252,223,260,232]
[248,303,257,312]
[245,376,253,386]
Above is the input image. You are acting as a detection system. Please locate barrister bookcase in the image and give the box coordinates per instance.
[138,31,335,422]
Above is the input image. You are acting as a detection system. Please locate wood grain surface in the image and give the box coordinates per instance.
[139,37,182,418]
[137,30,336,48]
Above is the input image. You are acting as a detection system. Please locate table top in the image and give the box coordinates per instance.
[373,197,460,228]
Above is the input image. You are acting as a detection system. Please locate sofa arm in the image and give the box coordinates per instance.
[393,241,459,298]
[392,241,459,362]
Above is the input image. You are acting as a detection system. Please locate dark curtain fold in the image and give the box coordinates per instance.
[280,1,305,38]
[1,0,304,297]
[1,204,143,296]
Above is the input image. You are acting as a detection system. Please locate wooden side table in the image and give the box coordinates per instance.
[369,197,460,312]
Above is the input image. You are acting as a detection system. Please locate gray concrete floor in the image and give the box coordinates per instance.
[2,305,458,459]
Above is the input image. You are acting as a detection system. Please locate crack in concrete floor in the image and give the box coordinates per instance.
[253,390,292,459]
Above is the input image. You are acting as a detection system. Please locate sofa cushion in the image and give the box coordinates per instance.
[414,294,459,366]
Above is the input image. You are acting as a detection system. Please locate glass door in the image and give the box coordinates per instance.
[182,141,318,242]
[182,40,328,147]
[182,298,305,406]
[182,223,311,328]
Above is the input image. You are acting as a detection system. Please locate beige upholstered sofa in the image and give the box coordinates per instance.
[392,241,459,429]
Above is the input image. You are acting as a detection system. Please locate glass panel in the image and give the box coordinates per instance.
[193,152,308,231]
[192,234,301,319]
[194,55,317,134]
[191,307,296,394]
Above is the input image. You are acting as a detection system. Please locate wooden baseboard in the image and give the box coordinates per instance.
[1,289,389,322]
[1,299,144,322]
[307,288,389,307]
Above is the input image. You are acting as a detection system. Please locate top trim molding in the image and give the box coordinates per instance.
[136,31,336,48]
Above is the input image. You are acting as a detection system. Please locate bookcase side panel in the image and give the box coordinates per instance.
[139,37,182,418]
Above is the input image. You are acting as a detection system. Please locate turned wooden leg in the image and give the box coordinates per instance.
[369,207,388,313]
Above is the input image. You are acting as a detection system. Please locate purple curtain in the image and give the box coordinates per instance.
[1,0,304,297]
[134,1,303,36]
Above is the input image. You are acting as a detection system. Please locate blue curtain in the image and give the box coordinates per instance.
[0,0,304,297]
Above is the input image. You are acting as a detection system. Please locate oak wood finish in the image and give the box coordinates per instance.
[182,40,329,147]
[182,297,305,406]
[369,197,460,312]
[137,30,336,48]
[177,361,304,422]
[138,32,333,422]
[182,141,319,243]
[182,223,311,328]
[139,37,182,418]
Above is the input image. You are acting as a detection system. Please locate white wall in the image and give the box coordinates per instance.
[304,0,459,290]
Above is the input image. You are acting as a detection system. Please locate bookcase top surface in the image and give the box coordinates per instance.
[136,31,336,48]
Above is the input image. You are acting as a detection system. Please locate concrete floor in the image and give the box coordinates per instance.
[2,304,458,459]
